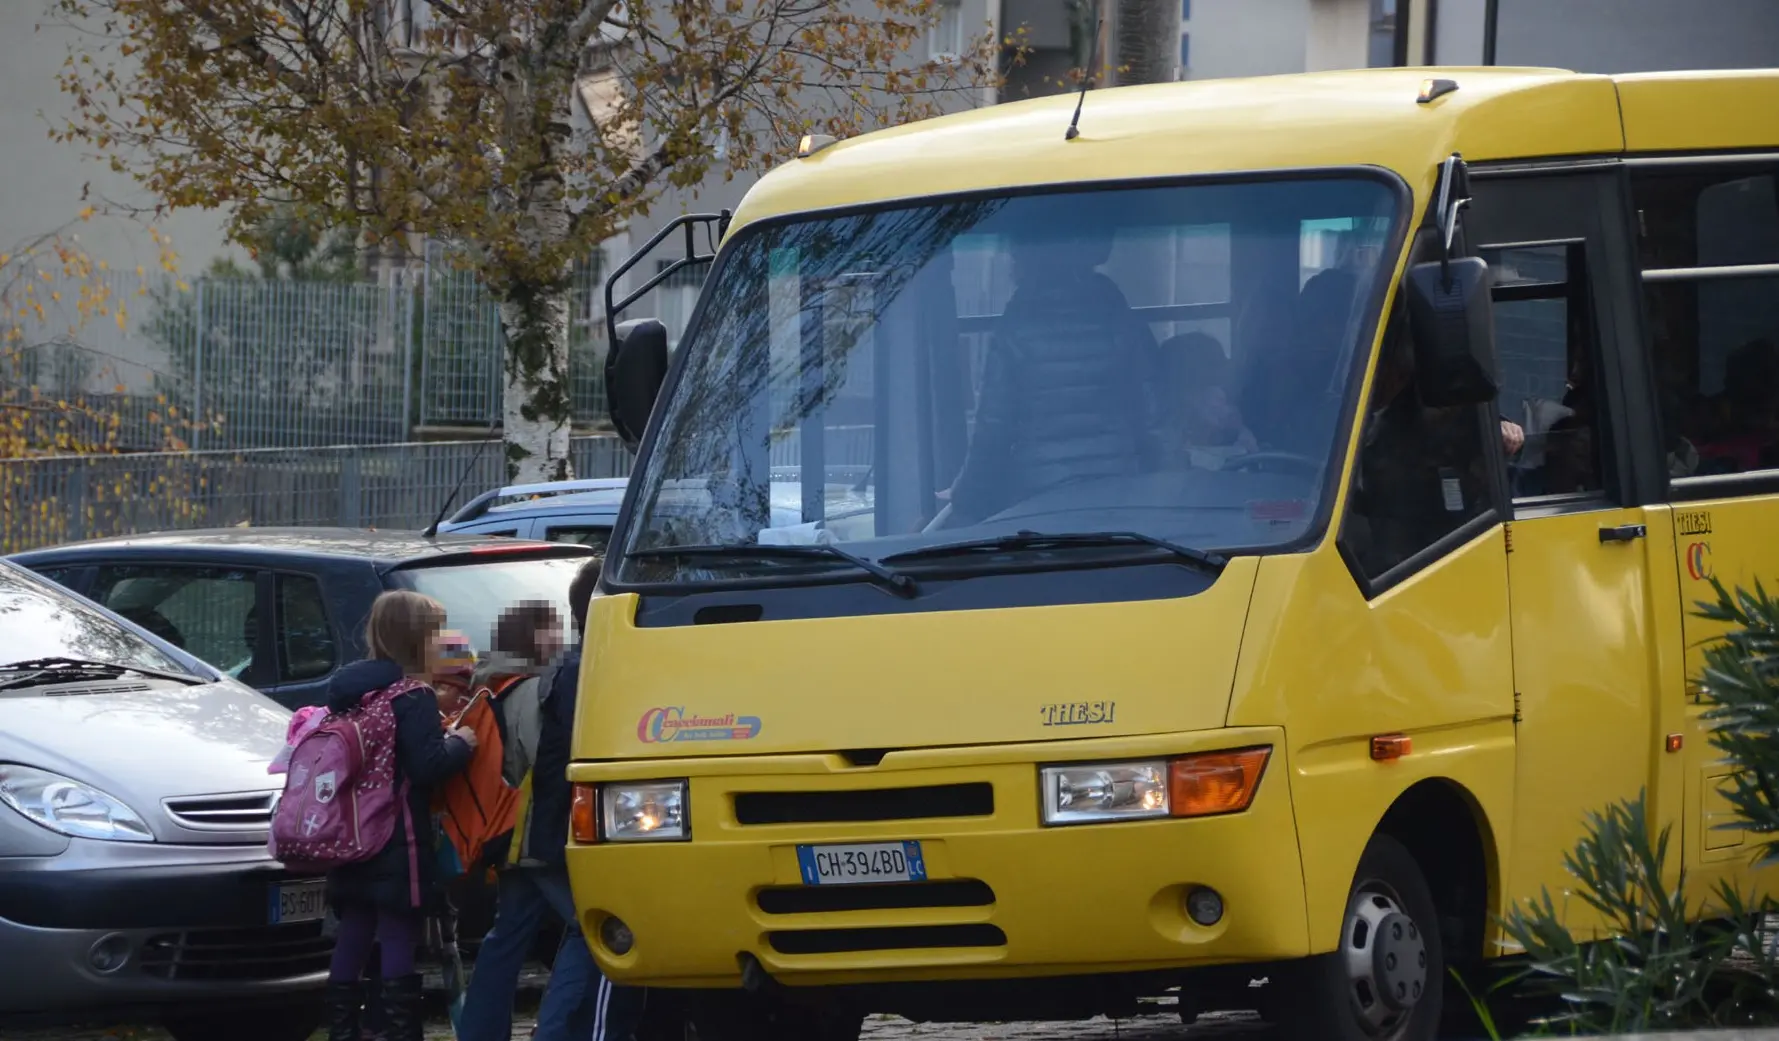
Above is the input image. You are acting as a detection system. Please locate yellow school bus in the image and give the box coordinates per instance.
[567,66,1779,1040]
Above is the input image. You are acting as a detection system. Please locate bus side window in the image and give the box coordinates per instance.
[1484,242,1607,501]
[1340,310,1494,587]
[1632,166,1779,479]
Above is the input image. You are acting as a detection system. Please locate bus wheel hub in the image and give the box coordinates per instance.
[1343,888,1426,1032]
[1370,911,1426,1010]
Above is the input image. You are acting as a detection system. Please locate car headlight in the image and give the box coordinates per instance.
[1040,748,1271,826]
[599,780,689,842]
[0,764,154,842]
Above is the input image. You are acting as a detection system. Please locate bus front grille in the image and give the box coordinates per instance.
[733,783,993,825]
[755,879,995,915]
[766,924,1007,955]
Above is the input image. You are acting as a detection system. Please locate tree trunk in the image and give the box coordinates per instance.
[497,280,575,483]
[1115,0,1181,85]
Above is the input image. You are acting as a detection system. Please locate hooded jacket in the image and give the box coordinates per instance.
[322,659,473,913]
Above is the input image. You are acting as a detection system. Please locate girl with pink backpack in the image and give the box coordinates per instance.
[271,590,476,1041]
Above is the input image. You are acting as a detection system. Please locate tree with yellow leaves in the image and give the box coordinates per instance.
[0,211,199,552]
[50,0,1007,481]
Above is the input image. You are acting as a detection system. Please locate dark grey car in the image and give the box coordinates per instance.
[0,560,325,1040]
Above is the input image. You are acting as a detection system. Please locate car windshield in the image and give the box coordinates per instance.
[0,569,193,676]
[392,557,587,653]
[614,175,1401,584]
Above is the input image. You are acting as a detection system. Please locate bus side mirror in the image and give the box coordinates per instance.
[1404,256,1498,408]
[606,318,669,449]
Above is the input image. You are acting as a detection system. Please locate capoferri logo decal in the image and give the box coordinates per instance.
[637,706,762,744]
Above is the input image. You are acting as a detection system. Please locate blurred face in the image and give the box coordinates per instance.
[422,628,447,679]
[435,675,472,712]
[535,623,566,663]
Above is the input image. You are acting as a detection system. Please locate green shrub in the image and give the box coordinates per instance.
[1699,576,1779,856]
[1486,578,1779,1035]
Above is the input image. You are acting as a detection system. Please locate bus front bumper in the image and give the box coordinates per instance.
[564,727,1310,988]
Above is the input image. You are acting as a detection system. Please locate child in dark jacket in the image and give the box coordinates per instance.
[324,591,477,1041]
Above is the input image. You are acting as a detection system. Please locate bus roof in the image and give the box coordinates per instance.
[728,66,1779,233]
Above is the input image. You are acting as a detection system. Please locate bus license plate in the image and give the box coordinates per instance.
[796,841,927,886]
[269,880,328,924]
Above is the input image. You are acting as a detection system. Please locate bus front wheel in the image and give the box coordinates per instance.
[1277,833,1444,1041]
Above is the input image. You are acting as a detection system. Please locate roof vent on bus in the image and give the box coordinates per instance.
[1417,78,1460,104]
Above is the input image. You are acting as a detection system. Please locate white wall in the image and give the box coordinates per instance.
[1430,0,1487,65]
[1304,0,1373,71]
[1491,0,1779,73]
[0,13,239,275]
[1188,0,1317,80]
[1428,0,1779,72]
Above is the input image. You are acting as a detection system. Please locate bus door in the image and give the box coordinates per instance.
[1467,165,1683,937]
[1628,156,1779,903]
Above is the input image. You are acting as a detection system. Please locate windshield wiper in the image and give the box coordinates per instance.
[627,544,920,599]
[880,530,1227,574]
[0,656,201,691]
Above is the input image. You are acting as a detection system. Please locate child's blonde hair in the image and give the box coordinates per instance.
[364,590,447,676]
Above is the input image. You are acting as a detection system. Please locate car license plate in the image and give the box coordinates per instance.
[269,880,328,924]
[796,841,926,886]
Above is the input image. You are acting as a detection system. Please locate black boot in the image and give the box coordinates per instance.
[324,980,363,1041]
[378,972,426,1041]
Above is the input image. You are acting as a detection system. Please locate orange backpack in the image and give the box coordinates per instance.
[434,676,524,880]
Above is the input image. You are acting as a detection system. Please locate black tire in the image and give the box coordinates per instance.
[1274,833,1443,1041]
[165,1002,323,1041]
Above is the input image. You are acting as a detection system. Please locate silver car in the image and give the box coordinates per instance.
[0,559,325,1041]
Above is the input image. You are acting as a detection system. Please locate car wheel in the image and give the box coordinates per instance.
[166,1002,323,1041]
[1274,833,1443,1041]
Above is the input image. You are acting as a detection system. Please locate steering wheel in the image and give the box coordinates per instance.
[1225,451,1322,476]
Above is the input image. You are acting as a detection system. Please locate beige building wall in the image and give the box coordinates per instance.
[0,13,239,275]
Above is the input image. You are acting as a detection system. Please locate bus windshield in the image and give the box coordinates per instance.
[614,174,1402,584]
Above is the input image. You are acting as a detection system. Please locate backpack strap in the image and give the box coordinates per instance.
[401,777,420,909]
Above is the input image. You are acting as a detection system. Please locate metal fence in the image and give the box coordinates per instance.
[417,244,618,429]
[0,436,636,554]
[0,425,887,554]
[4,244,688,453]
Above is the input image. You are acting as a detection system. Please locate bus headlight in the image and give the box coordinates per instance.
[599,780,689,841]
[1041,761,1170,825]
[1040,748,1270,826]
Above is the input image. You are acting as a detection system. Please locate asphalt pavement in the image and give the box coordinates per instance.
[7,1006,1266,1041]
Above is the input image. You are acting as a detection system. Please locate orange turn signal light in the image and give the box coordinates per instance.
[571,783,599,844]
[1168,747,1271,817]
[1371,734,1411,761]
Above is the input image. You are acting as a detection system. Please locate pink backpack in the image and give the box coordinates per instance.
[269,679,420,883]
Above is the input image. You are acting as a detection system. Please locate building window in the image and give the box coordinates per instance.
[1180,0,1191,20]
[1179,32,1190,70]
[929,0,965,61]
[1368,0,1398,68]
